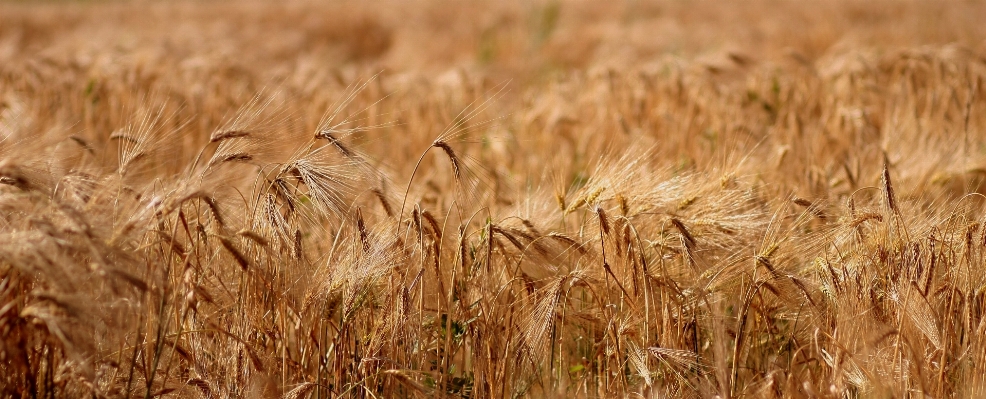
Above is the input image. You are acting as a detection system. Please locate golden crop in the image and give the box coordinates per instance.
[2,1,986,397]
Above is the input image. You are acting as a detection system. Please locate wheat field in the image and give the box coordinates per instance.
[2,1,986,398]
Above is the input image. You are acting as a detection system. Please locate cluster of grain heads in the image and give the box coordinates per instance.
[3,20,986,397]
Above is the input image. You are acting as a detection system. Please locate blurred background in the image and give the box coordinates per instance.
[4,1,986,82]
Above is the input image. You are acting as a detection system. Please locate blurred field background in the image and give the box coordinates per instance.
[3,1,986,398]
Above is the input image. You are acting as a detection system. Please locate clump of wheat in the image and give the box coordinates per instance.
[3,1,986,398]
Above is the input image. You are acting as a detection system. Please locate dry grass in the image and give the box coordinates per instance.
[3,0,986,397]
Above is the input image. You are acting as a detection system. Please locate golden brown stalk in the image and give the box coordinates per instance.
[521,219,541,236]
[271,178,296,213]
[356,207,370,252]
[792,197,813,207]
[433,141,461,179]
[317,130,355,159]
[218,237,250,270]
[108,130,139,144]
[294,229,304,260]
[596,207,611,235]
[68,135,95,154]
[492,225,525,251]
[547,232,587,254]
[209,130,250,143]
[236,229,269,247]
[179,192,226,229]
[617,194,629,216]
[670,218,696,250]
[849,213,884,228]
[882,158,899,214]
[372,188,394,217]
[787,276,817,308]
[209,152,253,166]
[421,210,442,240]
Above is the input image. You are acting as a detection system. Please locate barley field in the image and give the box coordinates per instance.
[2,1,986,398]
